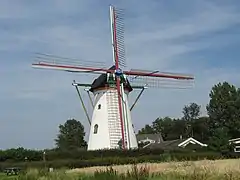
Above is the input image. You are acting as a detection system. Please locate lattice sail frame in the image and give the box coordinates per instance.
[126,69,194,89]
[110,6,126,69]
[34,53,108,68]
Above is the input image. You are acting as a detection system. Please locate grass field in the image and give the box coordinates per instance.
[1,159,240,179]
[0,173,17,180]
[68,158,240,175]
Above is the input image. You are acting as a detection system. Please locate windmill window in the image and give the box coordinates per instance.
[98,104,101,109]
[94,124,98,134]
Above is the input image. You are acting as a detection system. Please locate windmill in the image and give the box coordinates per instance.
[32,5,194,150]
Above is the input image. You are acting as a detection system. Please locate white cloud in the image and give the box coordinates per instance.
[129,2,240,42]
[125,1,240,69]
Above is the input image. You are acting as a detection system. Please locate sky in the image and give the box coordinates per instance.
[1,0,240,150]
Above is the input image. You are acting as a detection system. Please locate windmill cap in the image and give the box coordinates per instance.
[89,65,133,92]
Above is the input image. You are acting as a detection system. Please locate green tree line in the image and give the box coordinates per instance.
[0,81,240,164]
[139,81,240,151]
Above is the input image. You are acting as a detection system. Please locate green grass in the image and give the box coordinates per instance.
[0,173,18,180]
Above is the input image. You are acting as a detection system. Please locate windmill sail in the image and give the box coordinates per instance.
[32,53,110,74]
[125,69,194,89]
[31,5,195,151]
[110,6,126,69]
[110,5,128,149]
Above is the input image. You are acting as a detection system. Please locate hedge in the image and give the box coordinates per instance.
[1,148,166,162]
[0,148,43,162]
[0,146,216,163]
[1,151,239,171]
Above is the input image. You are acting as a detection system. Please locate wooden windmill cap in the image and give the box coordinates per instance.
[89,65,133,93]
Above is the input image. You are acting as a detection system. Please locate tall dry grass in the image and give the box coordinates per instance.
[2,159,240,180]
[68,158,240,175]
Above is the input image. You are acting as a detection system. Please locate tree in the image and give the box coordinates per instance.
[208,127,231,152]
[192,116,209,142]
[170,119,186,140]
[182,102,201,137]
[138,124,155,134]
[55,119,87,150]
[152,117,173,133]
[182,103,201,121]
[152,117,182,140]
[207,82,240,139]
[138,117,186,140]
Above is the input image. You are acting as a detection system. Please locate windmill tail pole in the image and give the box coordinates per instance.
[130,86,147,111]
[72,81,91,126]
[85,89,94,108]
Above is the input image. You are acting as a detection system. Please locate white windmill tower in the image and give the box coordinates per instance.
[32,5,194,150]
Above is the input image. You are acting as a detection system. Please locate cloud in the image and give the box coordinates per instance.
[125,0,240,69]
[129,2,240,42]
[0,0,240,149]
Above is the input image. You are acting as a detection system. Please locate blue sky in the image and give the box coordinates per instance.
[1,0,240,149]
